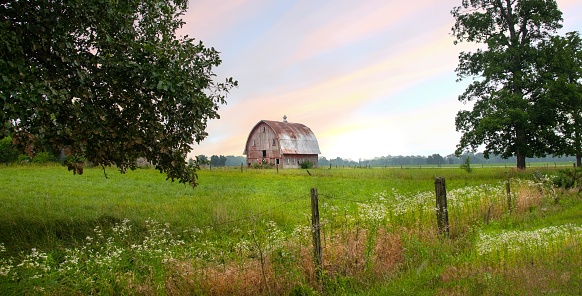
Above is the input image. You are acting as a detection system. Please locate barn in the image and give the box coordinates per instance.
[243,116,321,168]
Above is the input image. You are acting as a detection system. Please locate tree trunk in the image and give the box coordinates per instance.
[516,150,526,170]
[516,127,527,170]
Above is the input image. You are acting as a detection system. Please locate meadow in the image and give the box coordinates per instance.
[0,164,581,295]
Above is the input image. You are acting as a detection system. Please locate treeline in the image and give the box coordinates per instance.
[319,153,577,167]
[188,153,577,168]
[189,155,246,167]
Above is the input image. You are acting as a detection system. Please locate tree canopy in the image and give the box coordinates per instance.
[0,0,237,186]
[537,32,582,166]
[451,0,563,169]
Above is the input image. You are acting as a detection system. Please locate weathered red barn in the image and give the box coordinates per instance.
[243,116,321,168]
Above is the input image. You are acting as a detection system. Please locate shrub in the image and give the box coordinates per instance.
[32,151,57,163]
[0,136,19,163]
[551,168,582,189]
[17,154,31,163]
[300,161,314,169]
[251,159,274,169]
[460,157,472,173]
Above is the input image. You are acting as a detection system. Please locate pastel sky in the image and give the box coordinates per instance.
[180,0,582,161]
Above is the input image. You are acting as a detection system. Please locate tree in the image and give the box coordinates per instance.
[538,32,582,166]
[219,155,227,167]
[0,1,236,186]
[197,155,209,165]
[427,154,444,166]
[451,0,563,169]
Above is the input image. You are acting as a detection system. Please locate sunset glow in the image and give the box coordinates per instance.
[182,0,582,160]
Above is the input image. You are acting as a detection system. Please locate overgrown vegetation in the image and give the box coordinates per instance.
[0,166,580,295]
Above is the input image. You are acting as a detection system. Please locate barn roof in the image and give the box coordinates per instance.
[244,120,321,155]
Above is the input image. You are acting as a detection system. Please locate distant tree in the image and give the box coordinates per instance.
[219,155,227,167]
[318,156,329,166]
[538,32,582,166]
[451,0,563,169]
[210,155,219,167]
[225,155,246,166]
[197,155,209,165]
[0,0,237,186]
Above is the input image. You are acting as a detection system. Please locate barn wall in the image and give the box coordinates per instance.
[245,122,281,166]
[281,154,319,168]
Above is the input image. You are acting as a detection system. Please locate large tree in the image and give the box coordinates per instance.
[0,0,236,186]
[451,0,563,169]
[538,32,582,166]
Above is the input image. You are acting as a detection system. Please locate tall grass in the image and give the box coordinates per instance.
[0,165,580,295]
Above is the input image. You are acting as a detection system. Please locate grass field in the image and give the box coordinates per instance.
[0,164,581,295]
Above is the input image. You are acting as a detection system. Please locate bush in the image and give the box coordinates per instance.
[551,168,582,189]
[32,151,57,163]
[17,154,31,163]
[460,157,472,173]
[251,159,274,169]
[300,161,314,169]
[0,136,19,163]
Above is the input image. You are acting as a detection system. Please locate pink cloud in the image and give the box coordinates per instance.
[288,0,443,63]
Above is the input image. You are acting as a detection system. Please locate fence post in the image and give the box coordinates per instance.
[435,177,449,237]
[240,163,243,173]
[311,188,323,280]
[506,180,512,213]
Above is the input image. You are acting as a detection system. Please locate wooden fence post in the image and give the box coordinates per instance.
[435,177,449,237]
[506,180,512,213]
[311,188,323,280]
[240,163,243,173]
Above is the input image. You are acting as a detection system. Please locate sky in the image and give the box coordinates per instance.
[180,0,582,161]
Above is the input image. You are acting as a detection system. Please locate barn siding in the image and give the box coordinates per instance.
[246,122,281,165]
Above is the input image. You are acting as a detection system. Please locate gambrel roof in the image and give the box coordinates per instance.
[243,120,321,155]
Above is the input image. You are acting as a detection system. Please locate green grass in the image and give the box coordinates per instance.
[0,164,580,295]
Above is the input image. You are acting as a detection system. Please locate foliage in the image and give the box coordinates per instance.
[537,32,582,166]
[210,155,227,167]
[31,152,56,164]
[300,160,315,169]
[460,156,472,173]
[451,0,564,169]
[251,159,274,169]
[551,168,582,189]
[0,0,237,187]
[426,154,444,166]
[0,136,18,164]
[320,153,579,168]
[17,154,31,163]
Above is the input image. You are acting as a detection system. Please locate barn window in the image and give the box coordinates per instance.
[253,139,256,146]
[262,150,266,157]
[263,127,266,133]
[272,139,276,146]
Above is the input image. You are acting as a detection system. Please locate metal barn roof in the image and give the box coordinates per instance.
[244,120,321,155]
